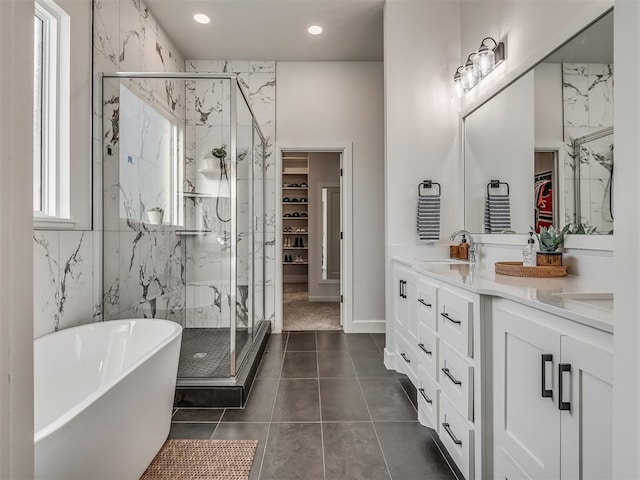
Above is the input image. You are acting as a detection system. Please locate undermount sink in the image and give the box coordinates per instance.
[552,292,614,311]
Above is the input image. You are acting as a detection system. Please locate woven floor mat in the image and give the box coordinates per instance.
[140,439,258,480]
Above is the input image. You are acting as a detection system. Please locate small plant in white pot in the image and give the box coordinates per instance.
[533,225,570,266]
[146,207,164,225]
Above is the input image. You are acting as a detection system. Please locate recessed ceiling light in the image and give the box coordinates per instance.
[308,25,323,35]
[193,13,211,24]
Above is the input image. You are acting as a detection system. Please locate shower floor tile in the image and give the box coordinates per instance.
[178,328,251,378]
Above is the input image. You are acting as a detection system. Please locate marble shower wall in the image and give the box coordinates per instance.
[563,63,614,233]
[185,61,276,327]
[94,0,187,325]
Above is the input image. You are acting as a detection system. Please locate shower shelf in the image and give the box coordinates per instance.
[175,230,214,236]
[183,192,218,199]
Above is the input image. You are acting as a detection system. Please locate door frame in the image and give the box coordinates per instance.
[274,142,353,333]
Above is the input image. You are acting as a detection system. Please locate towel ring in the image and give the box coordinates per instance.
[486,180,509,196]
[418,180,441,197]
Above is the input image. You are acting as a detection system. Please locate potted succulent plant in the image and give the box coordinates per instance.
[533,225,570,266]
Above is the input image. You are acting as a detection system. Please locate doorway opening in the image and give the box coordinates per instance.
[281,150,343,331]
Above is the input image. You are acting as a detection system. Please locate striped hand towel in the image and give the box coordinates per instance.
[417,195,441,241]
[484,194,511,233]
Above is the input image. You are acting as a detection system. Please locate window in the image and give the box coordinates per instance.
[33,0,70,223]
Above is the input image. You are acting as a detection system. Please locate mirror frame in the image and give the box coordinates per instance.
[459,6,614,251]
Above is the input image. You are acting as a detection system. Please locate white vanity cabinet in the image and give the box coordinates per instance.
[390,262,418,383]
[388,261,484,480]
[492,298,613,480]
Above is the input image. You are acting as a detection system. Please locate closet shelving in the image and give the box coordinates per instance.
[282,153,310,273]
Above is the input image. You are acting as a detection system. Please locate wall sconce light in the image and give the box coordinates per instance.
[453,36,506,97]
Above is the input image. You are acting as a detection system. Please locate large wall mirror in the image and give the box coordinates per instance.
[464,9,613,236]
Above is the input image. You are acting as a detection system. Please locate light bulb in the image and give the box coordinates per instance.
[474,48,495,77]
[308,25,323,35]
[461,63,478,90]
[452,74,464,98]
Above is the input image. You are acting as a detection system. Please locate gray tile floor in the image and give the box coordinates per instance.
[169,331,457,480]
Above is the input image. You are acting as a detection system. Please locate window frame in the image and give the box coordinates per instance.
[33,0,73,228]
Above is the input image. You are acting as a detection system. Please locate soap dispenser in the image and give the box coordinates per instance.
[458,235,469,260]
[523,232,536,267]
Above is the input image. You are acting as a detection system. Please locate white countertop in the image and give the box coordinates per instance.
[393,256,614,334]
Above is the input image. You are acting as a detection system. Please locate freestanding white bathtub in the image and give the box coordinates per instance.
[34,319,182,480]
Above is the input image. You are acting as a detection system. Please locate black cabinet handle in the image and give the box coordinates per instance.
[418,343,432,356]
[559,363,571,411]
[541,354,553,398]
[418,298,432,308]
[442,422,462,446]
[441,312,461,325]
[399,280,404,298]
[419,388,432,404]
[442,367,462,386]
[400,353,411,364]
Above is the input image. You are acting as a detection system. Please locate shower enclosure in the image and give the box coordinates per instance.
[101,73,267,384]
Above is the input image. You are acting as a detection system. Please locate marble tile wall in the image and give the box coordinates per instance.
[32,0,189,338]
[33,231,101,337]
[184,61,276,328]
[563,63,614,233]
[97,0,187,325]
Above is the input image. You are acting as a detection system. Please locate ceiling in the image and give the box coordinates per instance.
[544,11,613,64]
[144,0,385,61]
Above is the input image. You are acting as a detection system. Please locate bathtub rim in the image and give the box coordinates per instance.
[34,318,182,442]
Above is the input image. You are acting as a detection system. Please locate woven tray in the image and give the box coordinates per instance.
[495,262,568,278]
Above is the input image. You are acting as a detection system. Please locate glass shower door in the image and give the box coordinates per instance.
[233,82,254,371]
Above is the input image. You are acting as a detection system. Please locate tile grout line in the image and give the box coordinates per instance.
[347,346,394,480]
[257,331,288,479]
[209,409,224,439]
[316,332,327,480]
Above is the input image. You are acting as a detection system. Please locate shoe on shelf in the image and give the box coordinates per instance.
[300,212,307,217]
[298,237,304,248]
[301,198,308,203]
[300,183,308,188]
[283,197,291,202]
[284,213,292,217]
[293,212,300,217]
[293,237,299,248]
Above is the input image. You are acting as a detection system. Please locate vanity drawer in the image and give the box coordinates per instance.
[396,332,418,385]
[416,276,438,331]
[417,363,439,431]
[440,394,475,480]
[417,322,439,381]
[438,288,474,358]
[439,340,474,421]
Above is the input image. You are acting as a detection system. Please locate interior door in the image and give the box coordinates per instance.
[493,302,561,480]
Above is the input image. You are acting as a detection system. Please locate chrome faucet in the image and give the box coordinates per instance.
[450,230,477,263]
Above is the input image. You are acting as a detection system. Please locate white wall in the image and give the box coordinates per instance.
[464,71,534,233]
[613,2,640,476]
[0,0,34,475]
[534,63,563,146]
[384,0,461,347]
[276,61,385,326]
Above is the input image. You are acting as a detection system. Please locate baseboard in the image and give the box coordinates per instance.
[384,348,396,370]
[308,296,340,302]
[349,319,385,333]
